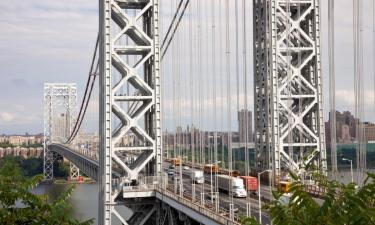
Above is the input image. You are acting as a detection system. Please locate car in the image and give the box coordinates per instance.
[183,166,190,170]
[167,169,174,176]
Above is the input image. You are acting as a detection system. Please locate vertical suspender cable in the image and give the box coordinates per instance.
[219,0,225,171]
[197,0,205,204]
[234,0,240,173]
[211,0,219,210]
[373,0,375,148]
[225,0,234,215]
[176,0,183,196]
[243,0,249,179]
[353,0,358,183]
[359,0,366,184]
[189,0,195,200]
[171,0,178,193]
[353,0,362,185]
[242,0,251,217]
[328,0,338,180]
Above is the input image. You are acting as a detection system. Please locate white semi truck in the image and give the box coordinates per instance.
[191,170,204,184]
[217,174,247,198]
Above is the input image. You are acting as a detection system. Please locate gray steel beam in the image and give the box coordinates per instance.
[43,83,77,180]
[99,0,161,224]
[254,0,327,178]
[49,144,99,180]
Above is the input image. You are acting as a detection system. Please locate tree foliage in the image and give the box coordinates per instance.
[0,156,69,178]
[0,159,93,225]
[241,172,375,225]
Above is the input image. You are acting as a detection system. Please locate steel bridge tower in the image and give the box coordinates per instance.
[253,0,327,178]
[99,0,161,224]
[44,83,79,180]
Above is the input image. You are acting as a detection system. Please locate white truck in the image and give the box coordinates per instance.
[191,170,204,184]
[217,175,247,198]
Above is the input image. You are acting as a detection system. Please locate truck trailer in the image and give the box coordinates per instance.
[217,174,247,198]
[240,176,258,193]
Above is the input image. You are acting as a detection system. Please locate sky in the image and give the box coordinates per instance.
[0,0,374,134]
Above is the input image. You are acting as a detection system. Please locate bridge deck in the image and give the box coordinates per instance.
[48,144,242,225]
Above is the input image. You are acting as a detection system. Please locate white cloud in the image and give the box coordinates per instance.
[335,89,375,107]
[0,112,15,123]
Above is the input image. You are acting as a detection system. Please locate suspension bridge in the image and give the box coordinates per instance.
[42,0,371,224]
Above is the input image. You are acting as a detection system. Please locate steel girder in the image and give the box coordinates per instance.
[49,143,99,180]
[253,0,327,178]
[43,83,77,180]
[70,162,80,179]
[99,0,161,224]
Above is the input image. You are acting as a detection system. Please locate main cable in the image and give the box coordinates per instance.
[66,35,99,143]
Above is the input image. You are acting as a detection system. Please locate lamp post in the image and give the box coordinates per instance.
[258,169,271,224]
[342,158,353,183]
[211,161,221,208]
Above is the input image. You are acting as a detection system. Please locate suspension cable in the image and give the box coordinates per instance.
[242,0,251,217]
[211,0,219,211]
[161,0,185,49]
[66,34,99,143]
[328,0,338,179]
[219,0,225,171]
[197,0,205,204]
[225,0,234,209]
[234,0,240,173]
[161,0,191,60]
[189,0,195,200]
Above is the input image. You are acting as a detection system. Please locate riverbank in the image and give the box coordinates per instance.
[41,178,96,185]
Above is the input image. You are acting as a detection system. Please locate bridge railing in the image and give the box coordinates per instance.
[156,186,241,225]
[113,175,168,193]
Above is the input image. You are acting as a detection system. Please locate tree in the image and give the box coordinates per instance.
[0,159,93,225]
[241,172,375,225]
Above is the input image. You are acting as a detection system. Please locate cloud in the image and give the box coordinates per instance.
[0,112,15,123]
[335,89,375,107]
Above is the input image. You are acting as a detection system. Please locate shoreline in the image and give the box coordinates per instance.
[41,178,96,185]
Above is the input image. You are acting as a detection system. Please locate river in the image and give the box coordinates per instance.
[35,183,99,224]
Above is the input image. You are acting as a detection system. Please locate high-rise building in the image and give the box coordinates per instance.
[326,111,358,147]
[365,123,375,142]
[238,109,253,143]
[52,113,69,142]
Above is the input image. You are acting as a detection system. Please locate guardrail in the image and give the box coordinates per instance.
[156,185,241,225]
[157,187,241,225]
[114,174,241,224]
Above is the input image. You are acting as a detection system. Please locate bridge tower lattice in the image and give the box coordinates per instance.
[43,83,79,180]
[253,0,327,178]
[98,0,161,224]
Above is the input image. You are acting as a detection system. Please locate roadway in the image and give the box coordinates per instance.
[50,145,272,224]
[164,163,271,224]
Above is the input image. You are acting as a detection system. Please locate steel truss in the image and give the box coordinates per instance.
[99,0,161,224]
[44,83,78,180]
[254,0,327,178]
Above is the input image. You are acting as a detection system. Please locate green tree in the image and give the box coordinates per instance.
[20,157,43,177]
[241,172,375,225]
[0,159,93,225]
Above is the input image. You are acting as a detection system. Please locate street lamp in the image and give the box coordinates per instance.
[342,158,353,183]
[210,161,221,207]
[258,169,271,224]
